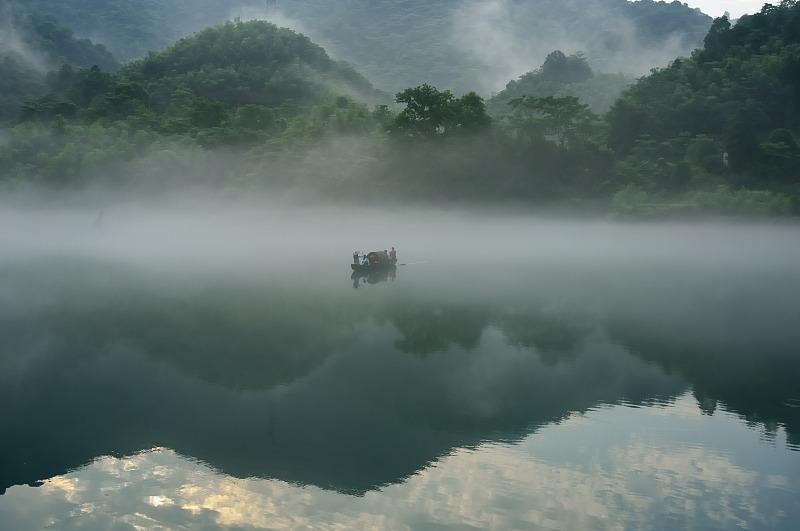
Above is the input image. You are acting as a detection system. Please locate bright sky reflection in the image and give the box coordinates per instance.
[1,393,797,531]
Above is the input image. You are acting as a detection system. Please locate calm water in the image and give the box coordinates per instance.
[1,207,799,530]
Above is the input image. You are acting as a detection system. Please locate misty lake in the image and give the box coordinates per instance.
[1,205,799,530]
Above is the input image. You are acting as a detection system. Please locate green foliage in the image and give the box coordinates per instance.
[688,186,793,216]
[489,51,634,115]
[0,122,201,187]
[725,112,762,172]
[610,184,793,218]
[390,85,490,138]
[0,8,118,122]
[685,135,723,174]
[2,2,798,217]
[540,51,593,84]
[611,184,650,216]
[608,1,800,194]
[18,21,386,149]
[0,57,47,123]
[120,20,384,109]
[507,95,597,147]
[609,9,800,154]
[762,128,800,180]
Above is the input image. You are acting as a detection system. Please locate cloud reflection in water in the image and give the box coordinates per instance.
[2,394,797,531]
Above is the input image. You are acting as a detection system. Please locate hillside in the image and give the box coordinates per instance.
[0,9,118,121]
[23,0,711,94]
[488,51,635,115]
[4,5,799,217]
[121,21,384,108]
[18,20,385,147]
[271,0,711,93]
[607,1,800,193]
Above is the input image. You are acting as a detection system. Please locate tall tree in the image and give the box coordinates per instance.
[391,84,490,138]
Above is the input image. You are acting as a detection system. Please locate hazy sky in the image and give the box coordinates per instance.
[683,0,766,18]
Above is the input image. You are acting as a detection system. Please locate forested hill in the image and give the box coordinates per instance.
[0,8,118,121]
[270,0,711,93]
[4,4,799,216]
[488,51,635,115]
[22,0,711,94]
[607,1,800,190]
[1,11,117,71]
[19,21,385,146]
[121,21,384,107]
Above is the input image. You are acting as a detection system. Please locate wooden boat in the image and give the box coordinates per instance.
[351,251,397,272]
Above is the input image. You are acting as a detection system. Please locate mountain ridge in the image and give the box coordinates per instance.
[22,0,713,94]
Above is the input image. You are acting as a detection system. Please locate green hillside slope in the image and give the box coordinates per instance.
[0,9,118,121]
[18,20,385,147]
[608,1,800,192]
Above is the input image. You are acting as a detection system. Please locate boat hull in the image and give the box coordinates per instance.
[351,261,397,273]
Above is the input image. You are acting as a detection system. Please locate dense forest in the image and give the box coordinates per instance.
[20,0,710,93]
[20,21,384,129]
[1,3,799,216]
[0,6,117,122]
[607,1,800,213]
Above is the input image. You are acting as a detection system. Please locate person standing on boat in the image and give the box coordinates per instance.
[389,247,397,262]
[353,251,360,265]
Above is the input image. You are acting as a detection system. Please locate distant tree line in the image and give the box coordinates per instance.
[2,6,799,216]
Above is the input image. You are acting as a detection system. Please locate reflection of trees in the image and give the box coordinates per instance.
[104,286,353,390]
[375,280,800,448]
[494,308,593,365]
[378,301,593,366]
[1,324,683,497]
[0,261,686,496]
[380,303,489,356]
[0,260,353,390]
[610,324,800,447]
[2,258,798,499]
[605,295,800,448]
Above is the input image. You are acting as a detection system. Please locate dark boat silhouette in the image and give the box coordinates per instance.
[351,251,397,272]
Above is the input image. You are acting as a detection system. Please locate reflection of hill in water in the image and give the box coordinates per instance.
[1,259,798,496]
[603,272,800,449]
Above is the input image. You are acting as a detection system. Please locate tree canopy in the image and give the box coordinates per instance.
[18,20,386,147]
[391,85,490,138]
[2,2,799,217]
[0,8,118,122]
[607,1,800,193]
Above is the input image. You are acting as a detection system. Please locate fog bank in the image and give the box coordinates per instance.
[2,201,798,276]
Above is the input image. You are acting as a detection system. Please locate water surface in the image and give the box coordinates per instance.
[1,207,798,530]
